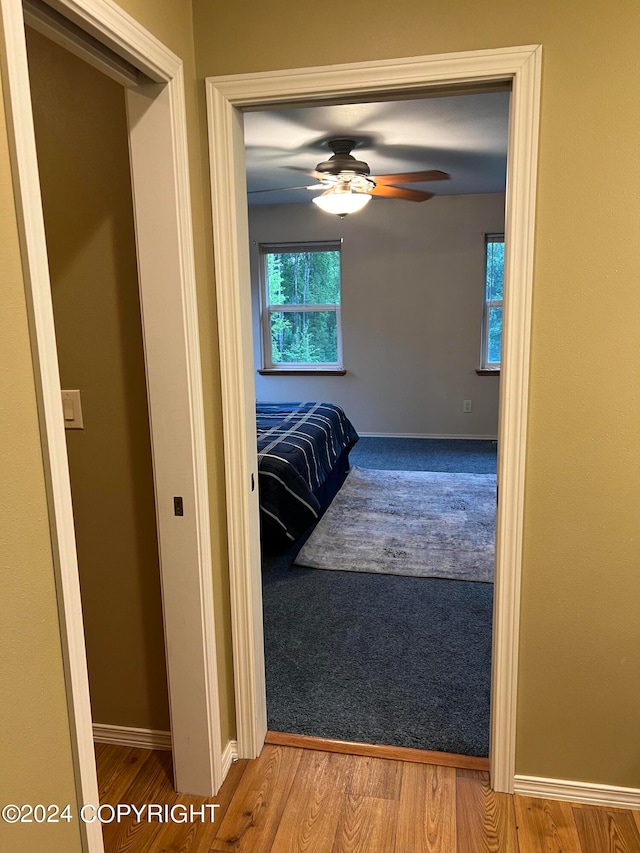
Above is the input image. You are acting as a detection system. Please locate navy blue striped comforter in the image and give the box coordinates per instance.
[256,401,359,542]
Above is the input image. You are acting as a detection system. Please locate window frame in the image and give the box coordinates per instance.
[480,233,505,371]
[259,241,343,372]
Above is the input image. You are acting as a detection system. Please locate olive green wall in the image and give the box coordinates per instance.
[0,65,81,853]
[192,0,640,787]
[98,0,237,747]
[3,0,639,818]
[1,1,234,838]
[27,28,170,732]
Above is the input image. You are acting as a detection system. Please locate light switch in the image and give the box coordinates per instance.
[61,390,84,429]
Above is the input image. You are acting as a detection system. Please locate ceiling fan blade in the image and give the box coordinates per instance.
[370,185,434,202]
[287,166,326,180]
[248,185,316,195]
[372,170,450,186]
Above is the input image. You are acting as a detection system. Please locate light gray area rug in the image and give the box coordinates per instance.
[295,467,496,582]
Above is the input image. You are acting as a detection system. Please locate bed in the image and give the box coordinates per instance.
[256,401,359,548]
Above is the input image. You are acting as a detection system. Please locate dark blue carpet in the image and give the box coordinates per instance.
[350,436,497,473]
[262,437,497,756]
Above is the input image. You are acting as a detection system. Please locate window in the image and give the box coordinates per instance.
[481,234,504,370]
[260,242,343,371]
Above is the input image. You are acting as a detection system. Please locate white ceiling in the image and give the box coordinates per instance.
[243,90,510,206]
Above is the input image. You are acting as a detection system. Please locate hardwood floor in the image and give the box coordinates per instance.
[96,743,640,852]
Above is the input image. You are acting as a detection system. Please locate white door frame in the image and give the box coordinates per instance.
[206,44,541,793]
[0,1,222,850]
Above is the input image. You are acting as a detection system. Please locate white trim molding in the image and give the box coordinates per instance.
[221,740,239,780]
[514,775,640,811]
[125,69,223,797]
[0,2,223,851]
[92,731,243,783]
[93,724,172,751]
[42,0,180,82]
[358,432,498,441]
[206,44,542,792]
[206,76,267,761]
[0,3,104,850]
[23,0,140,87]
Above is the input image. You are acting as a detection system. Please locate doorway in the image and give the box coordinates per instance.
[1,2,222,849]
[244,96,505,756]
[206,45,541,793]
[27,23,171,744]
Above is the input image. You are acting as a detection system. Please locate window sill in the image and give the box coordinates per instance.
[476,368,501,376]
[259,368,347,376]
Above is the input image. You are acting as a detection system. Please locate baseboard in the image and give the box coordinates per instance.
[514,774,640,811]
[93,726,240,786]
[93,723,172,751]
[358,432,498,441]
[221,739,239,779]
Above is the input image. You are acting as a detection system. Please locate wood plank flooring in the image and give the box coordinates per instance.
[96,743,640,852]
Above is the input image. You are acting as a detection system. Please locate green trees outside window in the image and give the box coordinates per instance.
[482,235,504,369]
[261,244,342,367]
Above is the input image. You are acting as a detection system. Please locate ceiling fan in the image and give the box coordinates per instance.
[249,138,450,216]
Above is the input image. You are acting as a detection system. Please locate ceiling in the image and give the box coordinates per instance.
[243,90,511,206]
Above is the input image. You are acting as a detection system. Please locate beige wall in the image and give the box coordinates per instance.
[251,194,504,436]
[27,28,170,731]
[0,67,81,853]
[193,0,640,787]
[3,0,640,817]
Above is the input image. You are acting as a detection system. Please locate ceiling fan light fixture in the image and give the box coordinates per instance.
[312,189,372,217]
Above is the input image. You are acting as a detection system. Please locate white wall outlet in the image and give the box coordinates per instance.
[463,399,472,413]
[61,389,84,429]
